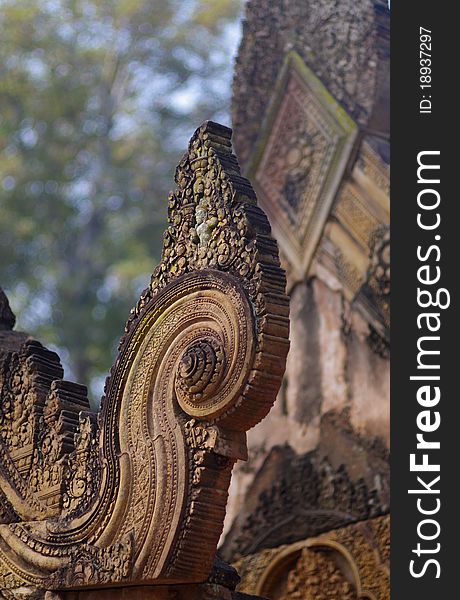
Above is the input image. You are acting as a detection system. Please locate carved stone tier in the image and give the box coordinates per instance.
[0,122,289,599]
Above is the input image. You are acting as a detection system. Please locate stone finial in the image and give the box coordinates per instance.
[0,287,16,331]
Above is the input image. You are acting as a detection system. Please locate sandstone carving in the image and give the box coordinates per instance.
[0,121,289,598]
[247,52,357,281]
[234,515,390,600]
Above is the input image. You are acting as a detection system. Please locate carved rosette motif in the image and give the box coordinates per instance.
[0,121,289,596]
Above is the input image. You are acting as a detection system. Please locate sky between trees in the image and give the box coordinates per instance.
[0,0,243,403]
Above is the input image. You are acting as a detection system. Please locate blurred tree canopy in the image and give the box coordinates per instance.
[0,0,242,401]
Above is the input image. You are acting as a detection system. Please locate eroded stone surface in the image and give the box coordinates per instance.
[0,122,289,597]
[234,515,390,600]
[222,1,389,563]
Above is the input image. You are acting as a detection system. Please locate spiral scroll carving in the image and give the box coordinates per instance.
[172,279,252,420]
[0,121,289,595]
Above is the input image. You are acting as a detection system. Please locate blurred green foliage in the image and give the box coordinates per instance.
[0,0,242,401]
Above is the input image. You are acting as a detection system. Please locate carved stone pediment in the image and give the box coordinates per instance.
[246,52,357,283]
[0,121,289,598]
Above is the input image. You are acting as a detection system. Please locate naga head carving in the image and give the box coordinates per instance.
[0,121,289,595]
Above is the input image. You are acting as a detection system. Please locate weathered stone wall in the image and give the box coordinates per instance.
[221,0,390,562]
[221,276,389,559]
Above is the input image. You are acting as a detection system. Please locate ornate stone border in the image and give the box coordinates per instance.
[246,51,358,282]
